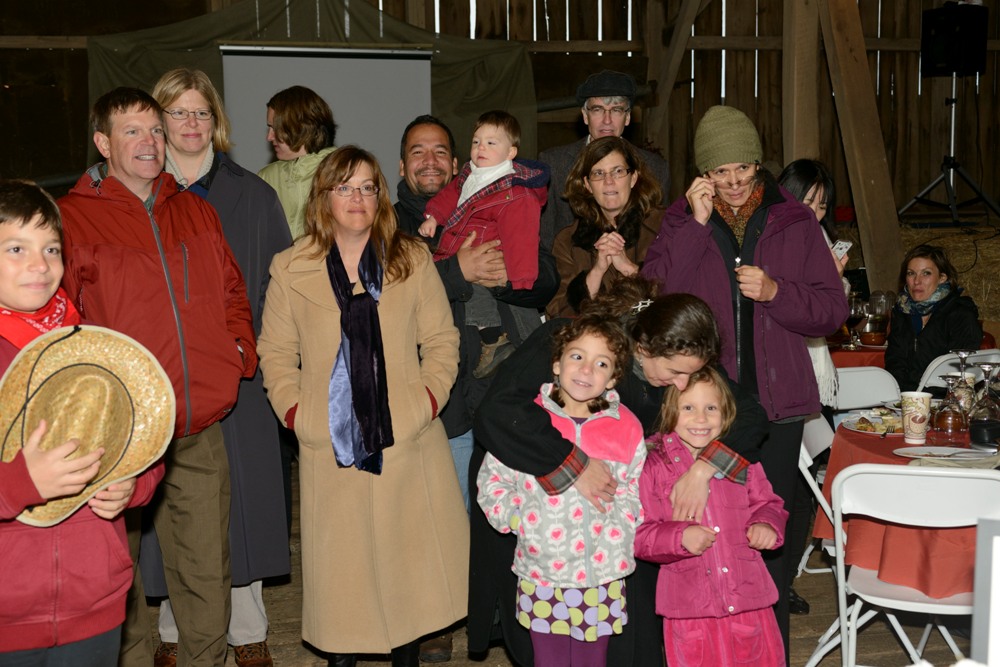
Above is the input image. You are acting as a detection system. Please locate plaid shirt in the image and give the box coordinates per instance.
[538,439,748,495]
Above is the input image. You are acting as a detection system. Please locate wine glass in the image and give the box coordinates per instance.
[969,362,1000,422]
[843,296,868,350]
[950,348,978,411]
[933,374,969,443]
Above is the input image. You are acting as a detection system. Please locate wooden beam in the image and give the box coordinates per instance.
[522,39,643,52]
[818,0,902,292]
[645,0,702,156]
[0,36,87,49]
[406,0,427,30]
[782,0,820,162]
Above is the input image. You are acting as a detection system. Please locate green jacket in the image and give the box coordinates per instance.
[257,146,337,240]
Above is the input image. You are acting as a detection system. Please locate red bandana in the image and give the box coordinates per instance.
[0,288,83,349]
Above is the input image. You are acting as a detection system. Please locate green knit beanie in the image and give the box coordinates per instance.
[694,106,762,174]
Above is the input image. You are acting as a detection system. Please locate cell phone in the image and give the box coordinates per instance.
[832,240,853,260]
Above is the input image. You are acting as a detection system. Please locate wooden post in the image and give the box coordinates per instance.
[818,0,902,292]
[782,0,820,163]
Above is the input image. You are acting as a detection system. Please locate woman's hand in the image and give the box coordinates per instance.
[735,265,778,302]
[585,231,626,297]
[681,524,717,555]
[830,248,849,277]
[669,459,713,522]
[685,176,716,225]
[572,459,617,513]
[746,522,778,550]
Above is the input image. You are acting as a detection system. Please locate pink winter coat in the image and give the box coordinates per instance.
[634,433,787,619]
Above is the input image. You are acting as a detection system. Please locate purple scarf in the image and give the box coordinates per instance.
[326,240,393,473]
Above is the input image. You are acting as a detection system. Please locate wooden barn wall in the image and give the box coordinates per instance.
[4,0,999,217]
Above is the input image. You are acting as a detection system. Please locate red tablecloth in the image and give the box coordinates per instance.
[829,345,886,369]
[813,426,975,598]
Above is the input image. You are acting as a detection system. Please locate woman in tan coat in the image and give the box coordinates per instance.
[546,136,664,319]
[257,146,465,667]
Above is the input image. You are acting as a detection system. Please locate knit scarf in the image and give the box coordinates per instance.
[458,160,514,206]
[326,240,393,473]
[0,288,82,348]
[896,282,953,335]
[714,181,764,245]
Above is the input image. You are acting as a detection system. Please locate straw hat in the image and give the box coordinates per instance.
[0,325,175,527]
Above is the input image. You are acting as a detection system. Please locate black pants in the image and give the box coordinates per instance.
[757,418,805,666]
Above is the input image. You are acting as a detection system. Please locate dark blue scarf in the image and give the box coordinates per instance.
[326,240,393,473]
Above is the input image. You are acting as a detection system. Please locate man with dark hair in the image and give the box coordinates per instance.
[395,115,558,663]
[58,86,257,667]
[539,70,671,250]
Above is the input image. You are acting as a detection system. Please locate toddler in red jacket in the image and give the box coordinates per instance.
[0,180,165,664]
[419,110,549,378]
[634,367,787,667]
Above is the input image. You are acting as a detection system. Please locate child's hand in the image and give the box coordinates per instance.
[418,215,438,238]
[89,477,137,520]
[681,524,716,555]
[23,420,104,500]
[746,522,778,550]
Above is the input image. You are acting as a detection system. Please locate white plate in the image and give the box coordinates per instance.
[842,416,903,436]
[893,446,995,460]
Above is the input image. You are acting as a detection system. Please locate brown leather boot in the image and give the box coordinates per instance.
[233,640,274,667]
[153,642,177,667]
[418,632,453,663]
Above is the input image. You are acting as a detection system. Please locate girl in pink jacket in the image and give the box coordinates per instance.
[635,367,787,667]
[477,313,645,667]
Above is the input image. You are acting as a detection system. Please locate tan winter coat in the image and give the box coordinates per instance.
[257,237,466,653]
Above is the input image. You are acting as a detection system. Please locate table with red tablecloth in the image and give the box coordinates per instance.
[813,426,975,598]
[828,345,886,369]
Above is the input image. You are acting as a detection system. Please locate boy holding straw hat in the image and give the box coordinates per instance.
[0,179,171,665]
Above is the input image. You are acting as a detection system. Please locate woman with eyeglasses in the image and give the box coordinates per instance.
[257,147,465,667]
[258,86,338,240]
[145,67,293,667]
[641,105,847,659]
[546,136,663,319]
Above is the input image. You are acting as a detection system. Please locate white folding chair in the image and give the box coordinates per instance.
[797,415,835,577]
[917,348,1000,392]
[835,367,900,411]
[832,464,1000,667]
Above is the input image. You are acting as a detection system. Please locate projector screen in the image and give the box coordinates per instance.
[221,45,432,202]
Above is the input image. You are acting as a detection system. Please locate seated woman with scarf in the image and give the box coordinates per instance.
[885,244,983,393]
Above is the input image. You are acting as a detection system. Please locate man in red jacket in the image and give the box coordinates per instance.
[58,87,257,667]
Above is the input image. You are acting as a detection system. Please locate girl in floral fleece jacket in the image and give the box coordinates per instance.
[477,313,645,667]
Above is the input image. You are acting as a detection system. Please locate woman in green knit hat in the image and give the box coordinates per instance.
[641,105,848,662]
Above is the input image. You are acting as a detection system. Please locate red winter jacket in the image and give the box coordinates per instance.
[0,336,165,652]
[59,167,256,437]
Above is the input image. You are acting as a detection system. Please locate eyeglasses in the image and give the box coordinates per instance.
[587,166,633,182]
[330,184,379,197]
[705,166,758,187]
[165,109,214,122]
[585,105,629,118]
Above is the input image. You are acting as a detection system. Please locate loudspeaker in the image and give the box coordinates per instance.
[921,2,988,78]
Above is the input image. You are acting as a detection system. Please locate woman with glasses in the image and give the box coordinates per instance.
[258,86,338,240]
[144,68,293,667]
[257,147,465,667]
[641,105,847,658]
[546,136,663,318]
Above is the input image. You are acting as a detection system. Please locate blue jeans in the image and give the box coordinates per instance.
[448,430,474,514]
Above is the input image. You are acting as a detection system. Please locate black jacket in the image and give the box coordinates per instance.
[885,289,982,392]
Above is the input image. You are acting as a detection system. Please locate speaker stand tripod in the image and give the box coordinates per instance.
[897,74,1000,225]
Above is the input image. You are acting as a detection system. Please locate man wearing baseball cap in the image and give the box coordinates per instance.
[538,70,671,249]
